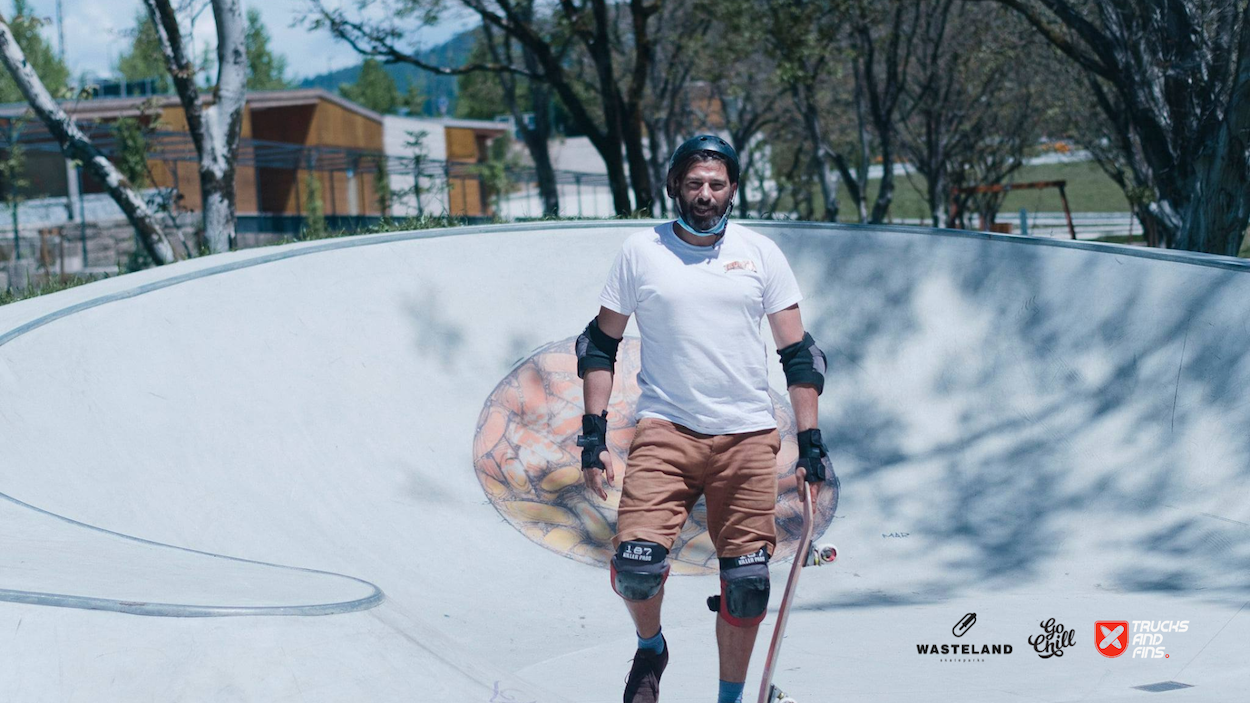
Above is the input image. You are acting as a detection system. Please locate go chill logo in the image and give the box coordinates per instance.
[916,613,1013,662]
[1096,620,1189,659]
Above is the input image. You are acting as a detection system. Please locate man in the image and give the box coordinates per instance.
[574,135,830,703]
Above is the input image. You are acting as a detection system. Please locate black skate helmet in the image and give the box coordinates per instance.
[667,134,740,189]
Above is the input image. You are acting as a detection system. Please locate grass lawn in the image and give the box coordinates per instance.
[839,159,1132,221]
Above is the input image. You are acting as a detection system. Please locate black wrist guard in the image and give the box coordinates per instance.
[796,428,829,482]
[576,411,609,471]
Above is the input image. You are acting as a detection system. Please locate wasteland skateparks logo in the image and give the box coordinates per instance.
[1028,618,1076,658]
[917,613,1013,662]
[1097,620,1188,659]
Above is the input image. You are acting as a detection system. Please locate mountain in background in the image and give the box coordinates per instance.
[298,29,477,116]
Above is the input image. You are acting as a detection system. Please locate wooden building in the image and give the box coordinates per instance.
[0,87,516,248]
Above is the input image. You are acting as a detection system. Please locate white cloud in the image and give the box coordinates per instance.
[21,0,477,83]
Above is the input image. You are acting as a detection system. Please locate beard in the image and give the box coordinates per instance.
[677,191,732,233]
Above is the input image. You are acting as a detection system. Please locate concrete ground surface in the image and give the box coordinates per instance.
[1,221,1247,702]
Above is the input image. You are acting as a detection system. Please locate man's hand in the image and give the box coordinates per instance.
[795,428,829,493]
[577,411,616,500]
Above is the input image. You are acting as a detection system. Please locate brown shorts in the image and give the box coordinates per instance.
[614,418,780,559]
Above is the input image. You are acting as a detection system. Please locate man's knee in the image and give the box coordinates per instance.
[717,548,770,627]
[610,540,670,601]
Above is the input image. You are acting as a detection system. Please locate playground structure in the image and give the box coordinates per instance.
[952,179,1078,238]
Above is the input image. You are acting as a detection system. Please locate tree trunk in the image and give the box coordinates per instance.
[0,15,175,265]
[871,132,895,224]
[484,16,559,218]
[794,85,841,222]
[146,0,246,254]
[527,90,560,219]
[1176,5,1250,257]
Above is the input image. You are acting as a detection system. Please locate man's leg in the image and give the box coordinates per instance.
[612,419,707,702]
[612,542,672,703]
[624,584,664,640]
[716,613,761,681]
[705,428,781,700]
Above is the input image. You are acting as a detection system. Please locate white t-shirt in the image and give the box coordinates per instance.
[598,221,803,434]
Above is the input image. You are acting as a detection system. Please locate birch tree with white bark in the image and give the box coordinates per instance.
[0,12,176,265]
[143,0,247,254]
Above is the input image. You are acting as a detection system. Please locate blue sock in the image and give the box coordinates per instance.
[637,628,664,654]
[718,679,745,703]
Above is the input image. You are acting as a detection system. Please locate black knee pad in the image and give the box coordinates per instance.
[718,548,771,627]
[610,541,670,601]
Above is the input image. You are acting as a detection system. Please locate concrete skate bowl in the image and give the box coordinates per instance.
[0,220,1247,702]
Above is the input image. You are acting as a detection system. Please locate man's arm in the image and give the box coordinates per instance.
[580,307,630,499]
[767,303,828,490]
[767,304,818,432]
[583,307,629,415]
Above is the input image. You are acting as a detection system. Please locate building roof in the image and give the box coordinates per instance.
[0,88,383,124]
[417,116,511,135]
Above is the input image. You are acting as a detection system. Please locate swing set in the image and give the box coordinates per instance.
[950,179,1077,239]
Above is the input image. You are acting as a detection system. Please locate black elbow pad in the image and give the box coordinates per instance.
[576,318,621,378]
[777,332,827,395]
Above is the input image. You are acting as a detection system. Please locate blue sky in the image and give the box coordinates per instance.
[23,0,476,82]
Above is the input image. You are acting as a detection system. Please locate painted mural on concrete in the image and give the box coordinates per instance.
[473,337,838,575]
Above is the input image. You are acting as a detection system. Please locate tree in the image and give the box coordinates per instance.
[340,58,399,113]
[899,0,1060,228]
[700,5,785,218]
[0,0,68,103]
[455,33,510,119]
[401,81,425,114]
[301,172,326,238]
[642,1,714,217]
[476,13,560,217]
[0,13,175,264]
[758,0,867,222]
[851,0,923,224]
[0,117,30,258]
[306,0,665,216]
[142,0,248,254]
[117,10,171,93]
[994,0,1250,256]
[246,8,289,90]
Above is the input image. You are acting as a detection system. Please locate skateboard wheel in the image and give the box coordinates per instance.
[817,544,837,562]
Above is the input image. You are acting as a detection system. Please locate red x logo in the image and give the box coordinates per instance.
[1096,621,1129,658]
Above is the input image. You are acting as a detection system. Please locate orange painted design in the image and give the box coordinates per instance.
[471,338,838,574]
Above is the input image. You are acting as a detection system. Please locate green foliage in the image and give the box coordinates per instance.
[0,123,28,243]
[373,161,391,216]
[401,82,426,115]
[340,59,399,113]
[246,8,289,90]
[0,272,101,304]
[301,172,327,239]
[455,34,514,120]
[0,0,71,102]
[398,129,437,215]
[473,133,521,214]
[112,117,152,188]
[116,10,170,93]
[123,239,155,273]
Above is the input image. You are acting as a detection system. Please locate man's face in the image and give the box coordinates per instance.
[675,159,737,232]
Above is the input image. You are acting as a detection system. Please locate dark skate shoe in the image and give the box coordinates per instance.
[623,637,668,703]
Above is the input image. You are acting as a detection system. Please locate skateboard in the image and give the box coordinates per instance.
[757,484,838,703]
